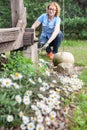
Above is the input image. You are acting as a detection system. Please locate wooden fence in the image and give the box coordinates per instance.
[0,0,38,63]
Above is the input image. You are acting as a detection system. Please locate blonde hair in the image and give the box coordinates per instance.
[46,2,61,16]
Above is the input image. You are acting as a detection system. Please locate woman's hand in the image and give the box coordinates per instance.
[41,43,49,50]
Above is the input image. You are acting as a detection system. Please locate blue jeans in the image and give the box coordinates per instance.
[46,31,63,54]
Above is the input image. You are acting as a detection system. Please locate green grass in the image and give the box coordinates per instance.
[60,40,87,66]
[79,68,87,87]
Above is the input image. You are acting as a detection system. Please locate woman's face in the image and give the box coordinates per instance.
[47,5,56,17]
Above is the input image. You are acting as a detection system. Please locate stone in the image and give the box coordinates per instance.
[53,52,74,66]
[57,63,74,75]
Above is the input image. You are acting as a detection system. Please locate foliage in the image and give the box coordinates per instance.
[0,0,11,28]
[63,17,87,39]
[1,52,35,76]
[0,0,87,39]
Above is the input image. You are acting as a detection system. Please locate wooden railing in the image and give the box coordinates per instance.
[0,0,38,63]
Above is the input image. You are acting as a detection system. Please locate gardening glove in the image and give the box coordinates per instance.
[41,43,49,50]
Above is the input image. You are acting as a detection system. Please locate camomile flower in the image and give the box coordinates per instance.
[19,111,24,118]
[25,90,32,96]
[37,102,43,109]
[31,117,37,122]
[42,82,48,87]
[40,87,46,92]
[45,116,51,125]
[43,106,52,114]
[29,78,36,85]
[15,95,22,104]
[22,116,29,125]
[23,96,31,105]
[71,74,78,78]
[27,122,35,130]
[1,78,12,88]
[50,83,55,88]
[13,83,20,89]
[36,124,44,130]
[37,115,43,123]
[37,94,44,99]
[52,80,57,84]
[31,105,39,111]
[35,110,41,117]
[7,115,14,122]
[20,124,26,130]
[0,78,3,82]
[45,70,50,76]
[49,111,56,118]
[56,88,61,93]
[38,77,42,83]
[11,72,23,80]
[46,98,54,107]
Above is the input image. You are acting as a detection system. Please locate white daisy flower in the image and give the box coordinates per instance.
[38,77,42,83]
[37,115,43,123]
[22,116,29,125]
[23,96,31,105]
[19,111,24,118]
[27,122,35,130]
[37,94,44,99]
[20,124,26,130]
[45,70,50,76]
[36,124,44,130]
[15,95,22,104]
[11,72,23,80]
[40,87,46,91]
[52,80,57,84]
[29,78,36,85]
[7,115,14,122]
[1,78,12,88]
[13,83,20,89]
[45,116,51,125]
[31,117,37,122]
[31,105,39,111]
[25,90,32,96]
[49,111,56,118]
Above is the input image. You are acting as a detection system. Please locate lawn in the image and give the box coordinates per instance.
[60,40,87,66]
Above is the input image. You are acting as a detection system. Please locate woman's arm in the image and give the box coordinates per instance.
[47,23,60,44]
[31,20,41,29]
[31,20,41,39]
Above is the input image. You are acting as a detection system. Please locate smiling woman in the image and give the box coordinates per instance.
[31,1,63,59]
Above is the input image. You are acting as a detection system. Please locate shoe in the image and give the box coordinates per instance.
[47,52,54,59]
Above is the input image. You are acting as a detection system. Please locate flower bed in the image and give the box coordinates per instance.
[0,58,84,130]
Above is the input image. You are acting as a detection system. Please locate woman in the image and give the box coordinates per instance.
[31,1,63,59]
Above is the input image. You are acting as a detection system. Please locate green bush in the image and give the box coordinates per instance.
[63,17,87,39]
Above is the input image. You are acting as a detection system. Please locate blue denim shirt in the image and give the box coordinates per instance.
[38,13,61,43]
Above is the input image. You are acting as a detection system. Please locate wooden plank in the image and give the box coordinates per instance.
[0,27,20,43]
[0,7,26,53]
[23,28,34,46]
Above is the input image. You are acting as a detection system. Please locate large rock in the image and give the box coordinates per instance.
[53,52,74,66]
[57,63,74,75]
